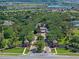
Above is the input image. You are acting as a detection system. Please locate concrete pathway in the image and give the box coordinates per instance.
[54,48,57,54]
[22,48,27,55]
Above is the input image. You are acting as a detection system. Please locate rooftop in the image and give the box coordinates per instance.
[3,20,14,26]
[48,5,72,9]
[71,20,79,27]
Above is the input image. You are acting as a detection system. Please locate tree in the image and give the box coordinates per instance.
[26,32,34,43]
[37,35,44,41]
[36,40,45,53]
[67,36,79,52]
[36,35,45,53]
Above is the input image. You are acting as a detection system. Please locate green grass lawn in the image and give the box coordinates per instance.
[0,9,41,12]
[0,47,30,56]
[56,48,79,56]
[51,48,70,54]
[25,48,29,54]
[0,54,21,56]
[0,48,24,53]
[51,48,71,54]
[57,48,71,53]
[51,48,55,53]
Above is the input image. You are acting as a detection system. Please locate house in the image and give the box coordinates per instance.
[71,20,79,27]
[3,20,14,26]
[22,39,29,47]
[35,23,48,39]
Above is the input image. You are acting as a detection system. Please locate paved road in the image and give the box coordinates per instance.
[0,53,79,59]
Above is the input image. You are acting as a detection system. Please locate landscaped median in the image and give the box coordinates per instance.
[51,48,79,56]
[0,47,29,56]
